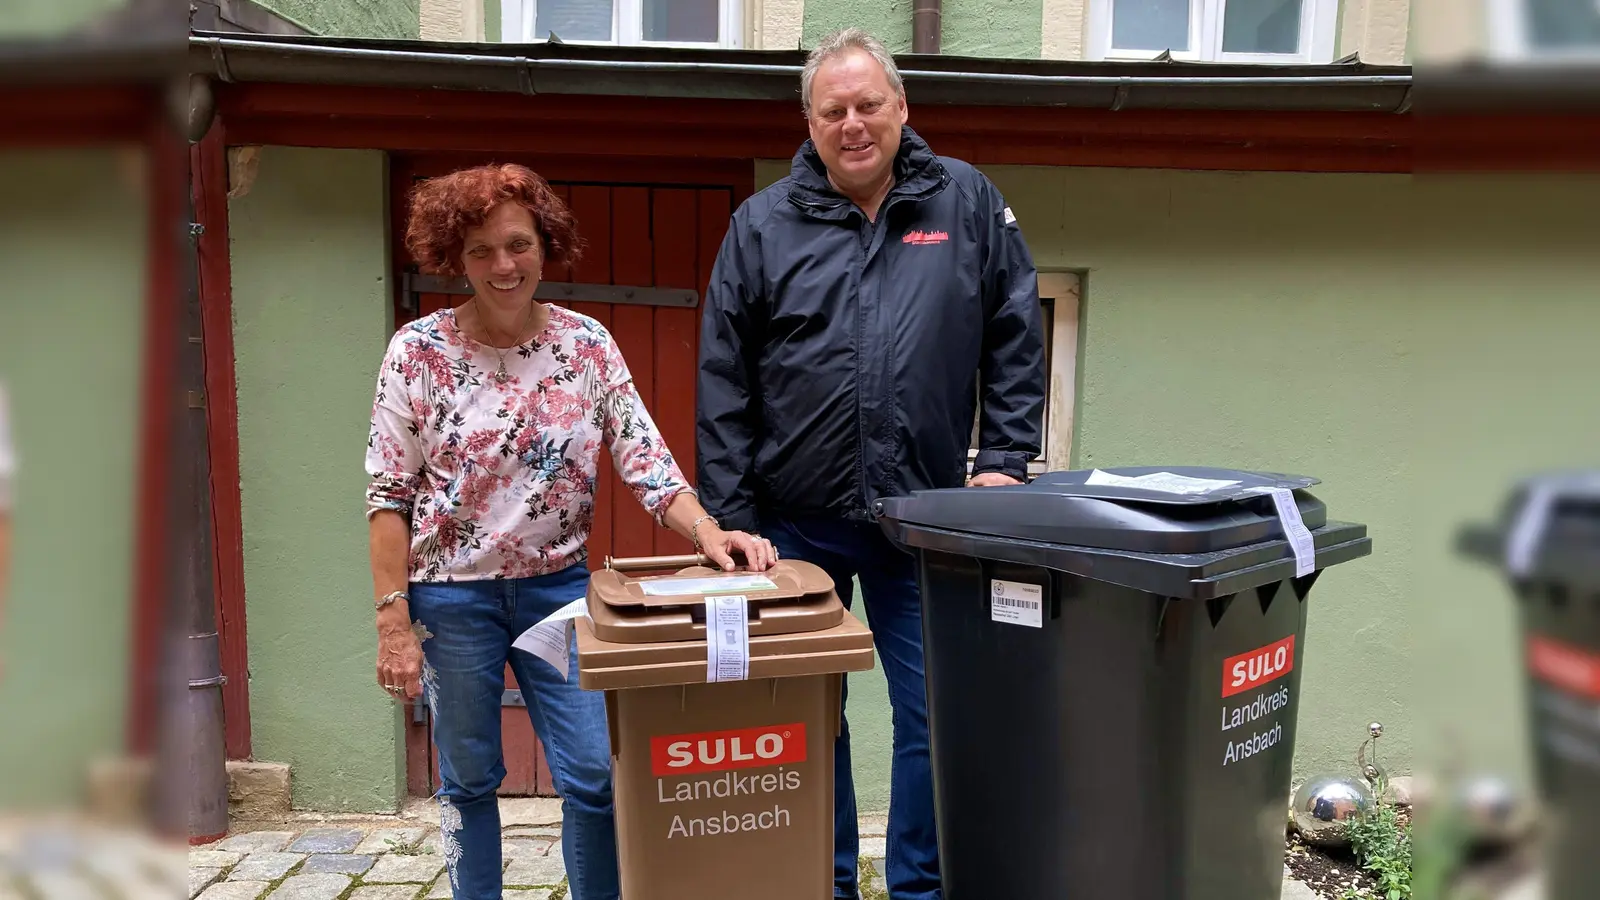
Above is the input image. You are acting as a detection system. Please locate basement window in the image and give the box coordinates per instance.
[1487,0,1600,62]
[501,0,743,48]
[1087,0,1339,63]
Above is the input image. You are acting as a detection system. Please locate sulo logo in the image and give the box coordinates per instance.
[650,722,808,776]
[1222,635,1296,698]
[1527,635,1600,700]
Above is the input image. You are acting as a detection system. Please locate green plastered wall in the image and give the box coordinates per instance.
[803,0,1043,57]
[0,148,144,806]
[230,147,404,812]
[0,0,126,37]
[804,0,914,52]
[1001,164,1419,782]
[258,0,421,39]
[1405,176,1600,789]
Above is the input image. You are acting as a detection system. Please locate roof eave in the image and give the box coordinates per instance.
[183,32,1414,114]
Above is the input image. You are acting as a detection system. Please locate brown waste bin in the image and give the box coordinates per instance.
[575,554,876,900]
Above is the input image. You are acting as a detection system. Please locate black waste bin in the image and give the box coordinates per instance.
[874,466,1373,900]
[1459,471,1600,900]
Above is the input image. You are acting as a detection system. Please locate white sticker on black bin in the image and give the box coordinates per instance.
[991,580,1043,628]
[705,595,750,682]
[1258,487,1316,578]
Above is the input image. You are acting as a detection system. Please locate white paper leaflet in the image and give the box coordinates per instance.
[1084,469,1241,495]
[1256,487,1317,578]
[990,579,1043,628]
[511,597,591,680]
[705,595,751,682]
[639,574,780,597]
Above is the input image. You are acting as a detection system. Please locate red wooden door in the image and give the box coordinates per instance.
[399,178,735,796]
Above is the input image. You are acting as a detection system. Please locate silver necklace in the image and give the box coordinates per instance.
[473,297,537,384]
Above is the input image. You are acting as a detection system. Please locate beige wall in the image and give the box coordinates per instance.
[1042,0,1089,59]
[752,0,804,49]
[1342,0,1412,63]
[421,0,485,41]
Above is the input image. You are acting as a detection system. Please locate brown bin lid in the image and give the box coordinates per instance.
[574,614,876,692]
[586,560,844,644]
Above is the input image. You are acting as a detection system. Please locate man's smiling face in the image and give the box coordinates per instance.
[807,48,908,199]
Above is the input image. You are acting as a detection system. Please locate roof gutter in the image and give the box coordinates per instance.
[188,35,1415,114]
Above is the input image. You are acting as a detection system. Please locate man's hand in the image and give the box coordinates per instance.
[968,472,1023,488]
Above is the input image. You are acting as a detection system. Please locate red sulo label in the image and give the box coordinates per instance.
[1222,635,1296,698]
[650,722,808,777]
[1527,635,1600,700]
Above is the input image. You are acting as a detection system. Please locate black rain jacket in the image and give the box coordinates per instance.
[695,126,1047,534]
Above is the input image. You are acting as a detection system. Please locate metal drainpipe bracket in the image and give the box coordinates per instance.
[208,39,235,84]
[1111,79,1132,111]
[516,57,536,95]
[1394,83,1414,115]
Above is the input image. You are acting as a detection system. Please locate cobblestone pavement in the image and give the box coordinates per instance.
[12,807,1532,900]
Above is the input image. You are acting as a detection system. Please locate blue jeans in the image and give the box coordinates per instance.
[761,517,942,900]
[409,563,620,900]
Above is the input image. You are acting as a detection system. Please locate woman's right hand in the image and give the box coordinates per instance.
[376,620,425,701]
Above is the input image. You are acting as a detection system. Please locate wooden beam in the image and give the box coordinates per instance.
[1418,113,1600,173]
[213,82,1413,175]
[215,83,1410,144]
[0,85,158,148]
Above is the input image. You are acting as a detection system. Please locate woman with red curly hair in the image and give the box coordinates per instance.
[363,164,776,900]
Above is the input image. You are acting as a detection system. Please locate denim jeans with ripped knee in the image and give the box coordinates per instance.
[409,563,620,900]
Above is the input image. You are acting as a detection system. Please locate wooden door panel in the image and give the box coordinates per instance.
[566,185,616,572]
[606,187,658,559]
[651,189,701,559]
[398,175,737,798]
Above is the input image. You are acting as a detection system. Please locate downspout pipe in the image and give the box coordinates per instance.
[913,0,941,54]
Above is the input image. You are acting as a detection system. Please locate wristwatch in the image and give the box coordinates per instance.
[376,590,408,610]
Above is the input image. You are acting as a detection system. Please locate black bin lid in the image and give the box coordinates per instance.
[875,466,1329,556]
[1458,470,1600,589]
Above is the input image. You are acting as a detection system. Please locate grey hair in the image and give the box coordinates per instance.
[800,28,905,117]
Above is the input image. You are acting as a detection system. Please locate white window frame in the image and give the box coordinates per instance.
[502,0,744,48]
[968,272,1081,479]
[1485,0,1600,64]
[1086,0,1338,64]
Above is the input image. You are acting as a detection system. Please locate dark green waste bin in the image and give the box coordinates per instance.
[1460,471,1600,900]
[874,466,1373,900]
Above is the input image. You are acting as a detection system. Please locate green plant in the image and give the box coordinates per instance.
[384,836,424,856]
[1342,774,1413,900]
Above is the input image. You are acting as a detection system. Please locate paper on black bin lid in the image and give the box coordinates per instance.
[1032,466,1319,505]
[874,465,1328,557]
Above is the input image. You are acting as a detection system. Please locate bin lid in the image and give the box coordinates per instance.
[875,466,1328,556]
[586,560,845,644]
[1457,470,1600,587]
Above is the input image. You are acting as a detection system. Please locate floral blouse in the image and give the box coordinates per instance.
[364,305,693,582]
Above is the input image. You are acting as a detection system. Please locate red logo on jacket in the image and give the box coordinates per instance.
[902,230,950,245]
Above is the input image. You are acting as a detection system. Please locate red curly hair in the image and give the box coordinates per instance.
[404,164,583,277]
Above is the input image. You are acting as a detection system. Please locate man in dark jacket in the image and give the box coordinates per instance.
[695,27,1046,900]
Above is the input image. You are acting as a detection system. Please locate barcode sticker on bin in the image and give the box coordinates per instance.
[990,580,1043,628]
[1247,486,1316,578]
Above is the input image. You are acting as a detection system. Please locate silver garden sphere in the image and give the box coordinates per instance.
[1291,775,1374,848]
